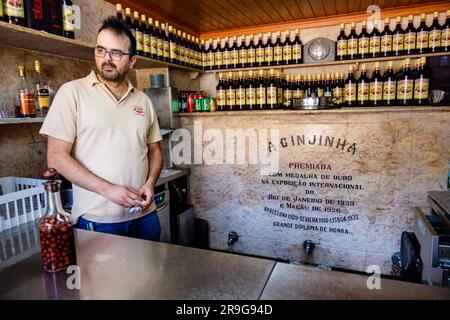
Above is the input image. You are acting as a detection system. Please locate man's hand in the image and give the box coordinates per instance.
[103,184,143,208]
[139,182,155,211]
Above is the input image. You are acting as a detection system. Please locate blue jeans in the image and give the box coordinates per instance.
[76,211,161,241]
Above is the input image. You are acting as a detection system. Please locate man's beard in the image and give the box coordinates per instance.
[98,62,127,83]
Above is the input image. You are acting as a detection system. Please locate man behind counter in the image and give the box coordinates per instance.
[39,16,164,241]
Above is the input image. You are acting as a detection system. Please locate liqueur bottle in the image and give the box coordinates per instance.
[238,35,248,68]
[347,22,358,60]
[332,72,344,107]
[149,18,158,60]
[403,15,417,55]
[358,21,370,59]
[133,11,143,56]
[383,61,396,106]
[125,8,134,38]
[216,73,227,111]
[441,10,450,52]
[222,37,231,69]
[336,23,348,60]
[16,66,36,117]
[256,69,267,110]
[230,37,239,69]
[62,0,75,38]
[413,57,430,105]
[266,69,278,109]
[369,19,381,58]
[214,38,224,70]
[380,18,393,57]
[34,60,50,117]
[282,30,293,65]
[168,26,178,63]
[246,71,257,110]
[357,64,370,106]
[141,15,150,58]
[369,62,383,106]
[235,71,246,111]
[397,59,413,106]
[344,65,357,107]
[283,74,293,109]
[226,72,236,111]
[247,35,256,68]
[264,33,274,67]
[416,13,430,54]
[206,39,215,71]
[155,21,163,61]
[429,12,442,53]
[255,33,265,67]
[39,168,76,273]
[291,29,303,64]
[392,16,404,56]
[273,32,283,66]
[161,24,170,62]
[116,3,123,20]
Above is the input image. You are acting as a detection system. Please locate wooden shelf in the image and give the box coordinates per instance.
[0,21,202,72]
[176,106,450,116]
[203,52,450,73]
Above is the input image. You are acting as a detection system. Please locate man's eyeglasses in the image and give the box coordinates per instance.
[94,46,131,61]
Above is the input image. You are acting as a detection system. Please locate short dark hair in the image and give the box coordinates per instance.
[98,16,136,56]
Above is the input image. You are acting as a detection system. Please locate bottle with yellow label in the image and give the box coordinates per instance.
[347,22,358,60]
[34,60,51,117]
[283,30,292,65]
[247,35,256,68]
[336,24,347,60]
[403,15,417,55]
[246,71,257,110]
[397,59,413,105]
[383,61,396,106]
[429,12,442,53]
[267,69,278,109]
[230,37,239,69]
[442,10,450,52]
[369,20,381,58]
[256,70,267,110]
[344,65,357,107]
[214,39,223,70]
[416,13,429,54]
[216,73,227,111]
[222,37,231,69]
[291,29,302,64]
[273,32,283,66]
[392,16,404,56]
[370,62,383,106]
[358,21,370,59]
[414,57,430,105]
[357,64,369,106]
[236,71,246,111]
[16,66,36,118]
[226,72,236,111]
[264,33,274,67]
[239,36,248,68]
[381,18,393,57]
[155,21,163,61]
[133,11,144,56]
[62,0,74,38]
[255,34,265,67]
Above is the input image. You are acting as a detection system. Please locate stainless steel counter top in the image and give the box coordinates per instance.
[260,263,450,300]
[0,229,274,300]
[1,227,450,300]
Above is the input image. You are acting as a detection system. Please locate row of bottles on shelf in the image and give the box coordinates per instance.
[336,11,450,60]
[203,30,303,70]
[214,58,430,111]
[116,4,203,69]
[14,60,51,118]
[0,0,76,39]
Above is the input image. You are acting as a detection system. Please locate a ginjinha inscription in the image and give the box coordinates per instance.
[268,134,357,155]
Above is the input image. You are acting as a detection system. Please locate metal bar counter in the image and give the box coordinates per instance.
[1,228,450,300]
[0,229,275,299]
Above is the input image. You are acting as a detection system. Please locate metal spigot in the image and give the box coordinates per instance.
[227,231,239,248]
[303,240,316,255]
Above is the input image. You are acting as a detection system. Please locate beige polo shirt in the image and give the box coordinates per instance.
[40,71,162,224]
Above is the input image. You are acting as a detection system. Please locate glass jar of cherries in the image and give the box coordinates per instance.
[39,168,76,272]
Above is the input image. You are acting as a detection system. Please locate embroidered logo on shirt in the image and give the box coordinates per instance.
[133,106,145,116]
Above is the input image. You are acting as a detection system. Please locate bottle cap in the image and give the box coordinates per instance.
[420,13,426,19]
[133,11,139,18]
[396,16,401,22]
[141,14,146,21]
[408,15,413,20]
[42,168,58,181]
[374,62,380,69]
[116,4,122,10]
[340,23,344,28]
[148,18,153,24]
[434,12,439,18]
[362,21,366,26]
[351,22,355,27]
[125,8,131,14]
[384,18,389,24]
